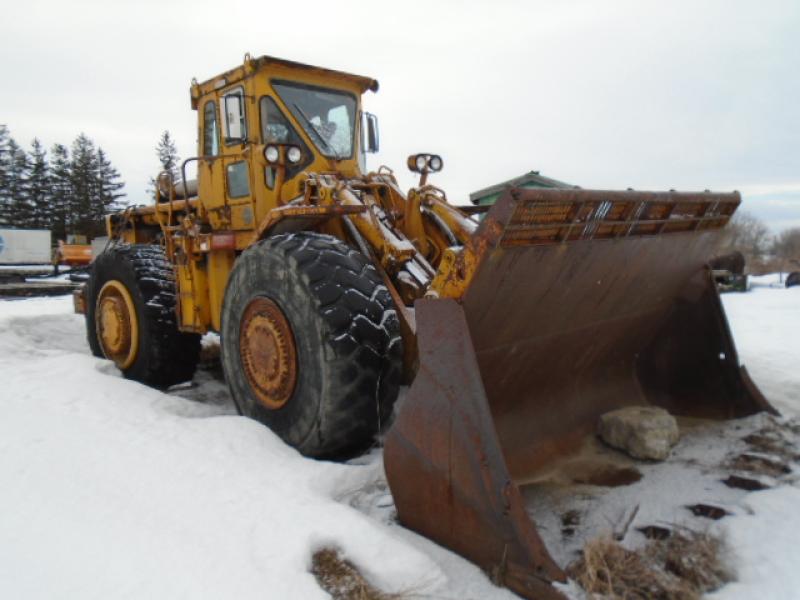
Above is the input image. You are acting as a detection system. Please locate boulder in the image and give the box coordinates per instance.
[598,406,679,461]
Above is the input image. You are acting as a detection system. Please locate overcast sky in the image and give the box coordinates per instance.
[2,0,798,230]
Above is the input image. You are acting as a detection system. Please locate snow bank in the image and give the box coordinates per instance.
[0,298,457,599]
[711,285,800,600]
[707,486,800,600]
[722,285,800,416]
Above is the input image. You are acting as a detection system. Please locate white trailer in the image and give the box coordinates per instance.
[0,229,52,265]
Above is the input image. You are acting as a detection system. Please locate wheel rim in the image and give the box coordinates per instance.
[96,280,139,369]
[239,296,297,410]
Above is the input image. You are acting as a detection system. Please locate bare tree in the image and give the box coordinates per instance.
[717,211,771,266]
[772,227,800,280]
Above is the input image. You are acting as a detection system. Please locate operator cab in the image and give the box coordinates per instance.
[186,54,380,231]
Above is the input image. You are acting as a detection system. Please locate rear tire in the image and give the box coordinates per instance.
[85,244,201,387]
[220,232,402,459]
[85,280,104,359]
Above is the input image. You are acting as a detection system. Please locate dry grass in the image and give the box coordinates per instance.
[652,529,731,593]
[311,548,399,600]
[742,419,800,463]
[743,432,794,459]
[729,453,790,478]
[567,529,732,600]
[567,536,688,599]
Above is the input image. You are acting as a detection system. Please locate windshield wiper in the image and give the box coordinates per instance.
[292,103,339,159]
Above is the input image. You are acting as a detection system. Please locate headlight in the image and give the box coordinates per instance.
[264,145,279,163]
[286,146,302,164]
[407,153,444,174]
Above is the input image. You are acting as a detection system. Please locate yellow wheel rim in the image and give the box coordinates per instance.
[239,296,297,410]
[96,280,139,370]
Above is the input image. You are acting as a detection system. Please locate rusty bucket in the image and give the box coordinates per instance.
[384,188,773,599]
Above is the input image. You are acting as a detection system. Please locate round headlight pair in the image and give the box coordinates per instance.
[264,144,302,164]
[407,153,444,174]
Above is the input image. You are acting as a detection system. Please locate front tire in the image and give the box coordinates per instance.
[220,232,402,459]
[85,244,201,387]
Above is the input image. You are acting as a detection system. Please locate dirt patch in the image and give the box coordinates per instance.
[561,509,581,537]
[729,453,791,478]
[784,418,800,436]
[722,474,770,491]
[311,548,398,600]
[742,420,800,463]
[686,504,729,520]
[570,463,643,487]
[568,529,731,600]
[638,525,671,540]
[743,433,789,456]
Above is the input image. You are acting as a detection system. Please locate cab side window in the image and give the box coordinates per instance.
[223,87,246,144]
[203,101,219,155]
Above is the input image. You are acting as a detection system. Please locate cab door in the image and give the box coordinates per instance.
[198,87,257,231]
[197,98,227,229]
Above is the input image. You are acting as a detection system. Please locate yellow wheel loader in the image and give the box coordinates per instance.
[77,54,773,599]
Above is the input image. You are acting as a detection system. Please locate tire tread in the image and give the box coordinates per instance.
[222,231,402,458]
[86,244,200,388]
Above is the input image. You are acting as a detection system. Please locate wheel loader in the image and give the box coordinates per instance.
[76,54,773,599]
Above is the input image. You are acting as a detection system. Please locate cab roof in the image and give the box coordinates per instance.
[190,54,379,109]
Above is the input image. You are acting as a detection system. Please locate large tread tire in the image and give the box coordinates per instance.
[221,232,403,459]
[85,244,201,387]
[85,280,104,359]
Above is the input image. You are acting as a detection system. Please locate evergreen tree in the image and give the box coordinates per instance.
[0,124,11,226]
[156,130,180,174]
[95,148,125,221]
[27,139,51,230]
[0,128,126,238]
[49,143,72,242]
[7,138,32,228]
[69,133,98,237]
[67,136,126,239]
[149,130,180,197]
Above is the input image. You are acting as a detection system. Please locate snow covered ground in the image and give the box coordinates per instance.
[708,276,800,599]
[0,280,797,599]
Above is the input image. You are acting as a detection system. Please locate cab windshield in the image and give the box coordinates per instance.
[273,81,357,159]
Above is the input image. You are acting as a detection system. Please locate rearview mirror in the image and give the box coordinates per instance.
[364,112,379,153]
